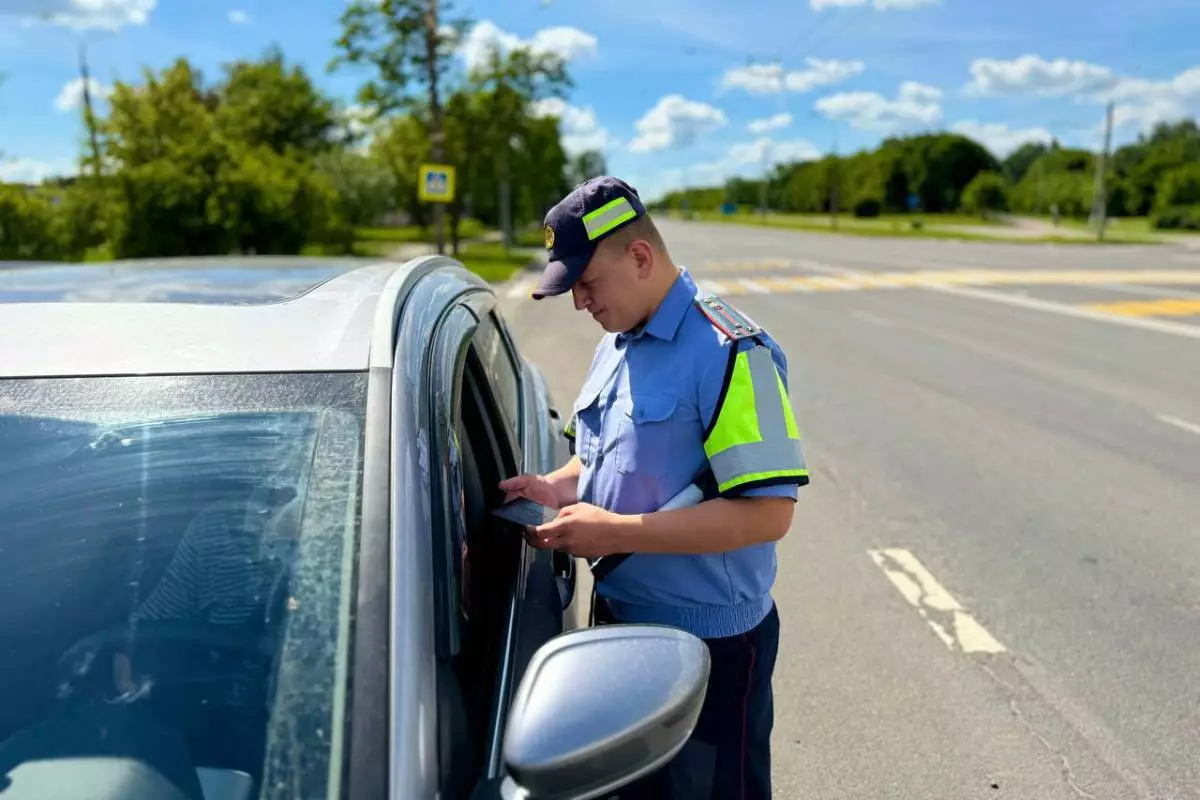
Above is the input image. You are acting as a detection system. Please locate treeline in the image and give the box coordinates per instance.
[655,120,1200,231]
[0,0,606,261]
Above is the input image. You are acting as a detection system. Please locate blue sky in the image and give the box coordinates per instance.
[2,0,1199,201]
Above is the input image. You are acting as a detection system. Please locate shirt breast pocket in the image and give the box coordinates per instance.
[616,393,679,478]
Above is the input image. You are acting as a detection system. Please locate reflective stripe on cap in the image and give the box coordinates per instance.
[583,197,637,240]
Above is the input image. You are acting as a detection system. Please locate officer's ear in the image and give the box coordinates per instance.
[628,238,655,278]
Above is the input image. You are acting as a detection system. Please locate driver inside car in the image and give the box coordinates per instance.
[109,467,305,781]
[112,483,303,697]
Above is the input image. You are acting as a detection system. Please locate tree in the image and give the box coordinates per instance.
[567,150,607,187]
[961,171,1010,217]
[331,0,472,253]
[217,46,338,156]
[317,149,397,235]
[1002,142,1049,184]
[0,186,66,260]
[1155,163,1200,210]
[331,0,469,119]
[97,54,342,258]
[369,112,432,228]
[467,45,571,247]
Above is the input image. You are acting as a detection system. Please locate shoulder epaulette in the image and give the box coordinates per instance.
[694,294,763,341]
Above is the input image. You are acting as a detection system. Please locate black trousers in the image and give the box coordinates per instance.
[594,598,780,800]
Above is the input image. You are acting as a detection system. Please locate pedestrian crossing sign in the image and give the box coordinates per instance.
[418,164,456,203]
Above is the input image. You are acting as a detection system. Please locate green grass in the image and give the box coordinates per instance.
[83,243,114,262]
[513,226,548,248]
[457,242,537,282]
[682,209,1170,245]
[1040,215,1200,243]
[300,239,394,258]
[356,217,486,243]
[685,210,1002,229]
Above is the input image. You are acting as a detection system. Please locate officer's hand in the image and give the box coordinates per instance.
[526,502,624,559]
[499,473,561,509]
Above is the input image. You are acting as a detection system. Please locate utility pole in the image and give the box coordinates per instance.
[78,44,102,181]
[423,0,446,254]
[1090,100,1114,242]
[829,133,839,231]
[759,140,770,219]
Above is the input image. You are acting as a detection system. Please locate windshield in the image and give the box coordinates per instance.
[0,372,368,800]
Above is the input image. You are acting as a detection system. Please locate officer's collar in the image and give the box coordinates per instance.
[616,267,693,345]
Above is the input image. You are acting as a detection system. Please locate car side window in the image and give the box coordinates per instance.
[432,312,528,795]
[473,313,522,450]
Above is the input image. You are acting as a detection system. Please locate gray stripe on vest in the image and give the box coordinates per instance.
[746,345,789,440]
[710,438,806,485]
[583,199,634,239]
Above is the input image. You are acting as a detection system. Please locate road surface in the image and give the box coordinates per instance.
[497,220,1200,800]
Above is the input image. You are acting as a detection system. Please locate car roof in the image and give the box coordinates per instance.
[0,257,433,378]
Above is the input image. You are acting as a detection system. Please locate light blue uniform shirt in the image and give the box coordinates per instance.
[568,266,805,639]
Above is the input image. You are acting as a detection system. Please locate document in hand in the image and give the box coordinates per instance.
[490,497,557,528]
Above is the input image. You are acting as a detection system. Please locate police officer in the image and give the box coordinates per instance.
[498,176,808,799]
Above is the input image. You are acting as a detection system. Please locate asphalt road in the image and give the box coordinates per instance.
[497,219,1200,800]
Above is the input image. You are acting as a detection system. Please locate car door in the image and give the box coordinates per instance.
[413,268,571,797]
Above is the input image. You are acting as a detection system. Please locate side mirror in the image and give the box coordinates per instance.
[499,624,710,800]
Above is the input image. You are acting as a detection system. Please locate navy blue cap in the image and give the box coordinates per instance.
[532,176,647,299]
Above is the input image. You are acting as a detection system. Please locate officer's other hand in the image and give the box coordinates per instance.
[525,502,623,559]
[499,473,560,508]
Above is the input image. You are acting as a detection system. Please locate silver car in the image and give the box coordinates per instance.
[0,255,709,800]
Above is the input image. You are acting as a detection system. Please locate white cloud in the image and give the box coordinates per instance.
[729,137,821,166]
[747,112,792,134]
[963,54,1200,136]
[461,20,597,73]
[721,58,864,95]
[1109,98,1192,133]
[964,55,1117,97]
[811,0,936,10]
[1098,67,1200,131]
[228,9,249,24]
[629,94,728,154]
[530,97,615,155]
[338,104,376,139]
[54,78,111,113]
[721,64,784,94]
[0,0,155,30]
[0,157,75,184]
[950,120,1054,156]
[815,81,942,131]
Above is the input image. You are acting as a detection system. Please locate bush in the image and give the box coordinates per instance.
[1155,164,1200,212]
[1151,205,1200,231]
[0,186,68,261]
[853,195,882,218]
[961,170,1010,217]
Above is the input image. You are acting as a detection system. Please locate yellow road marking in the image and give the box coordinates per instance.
[701,258,792,271]
[1083,298,1200,318]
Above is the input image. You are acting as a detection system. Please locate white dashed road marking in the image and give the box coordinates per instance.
[1157,414,1200,437]
[868,548,1007,655]
[737,278,770,294]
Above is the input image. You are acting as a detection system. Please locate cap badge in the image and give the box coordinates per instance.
[544,224,555,249]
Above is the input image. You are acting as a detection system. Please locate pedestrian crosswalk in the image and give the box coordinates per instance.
[697,258,792,271]
[694,269,1200,297]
